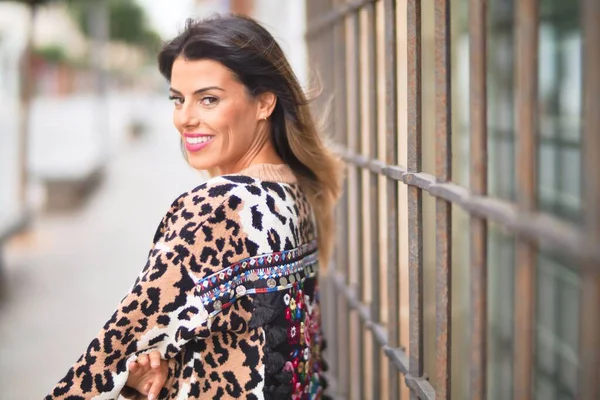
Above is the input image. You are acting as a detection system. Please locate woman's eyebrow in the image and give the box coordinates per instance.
[169,86,225,95]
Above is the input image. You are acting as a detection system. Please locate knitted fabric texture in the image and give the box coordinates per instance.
[45,164,328,399]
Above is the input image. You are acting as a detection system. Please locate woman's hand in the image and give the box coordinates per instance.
[126,351,168,400]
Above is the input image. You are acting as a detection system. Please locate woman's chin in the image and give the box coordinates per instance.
[188,158,219,174]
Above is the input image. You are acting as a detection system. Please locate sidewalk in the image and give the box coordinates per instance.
[0,96,203,399]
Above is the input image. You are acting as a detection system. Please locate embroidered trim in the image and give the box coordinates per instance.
[195,240,319,318]
[198,240,318,293]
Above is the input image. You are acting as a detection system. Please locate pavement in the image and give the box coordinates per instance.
[0,95,203,399]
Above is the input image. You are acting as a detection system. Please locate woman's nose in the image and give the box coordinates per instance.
[177,103,200,130]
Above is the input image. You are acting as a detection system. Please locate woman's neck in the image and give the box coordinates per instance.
[219,138,284,176]
[237,163,297,184]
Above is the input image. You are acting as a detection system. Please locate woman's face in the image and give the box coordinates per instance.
[169,57,273,173]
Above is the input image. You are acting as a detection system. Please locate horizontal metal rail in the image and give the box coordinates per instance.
[305,0,377,39]
[329,272,436,400]
[338,149,600,268]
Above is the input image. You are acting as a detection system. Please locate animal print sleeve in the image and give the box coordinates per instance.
[44,181,244,399]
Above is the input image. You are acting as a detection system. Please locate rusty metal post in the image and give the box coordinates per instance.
[406,1,423,399]
[305,0,316,80]
[332,0,350,395]
[434,0,452,398]
[384,0,401,398]
[349,7,365,397]
[318,0,338,387]
[366,2,381,398]
[468,0,488,399]
[327,5,340,390]
[579,0,600,398]
[513,0,539,398]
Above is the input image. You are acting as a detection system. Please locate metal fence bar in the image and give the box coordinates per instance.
[468,0,488,398]
[305,0,376,39]
[579,276,600,400]
[406,1,424,399]
[324,1,340,387]
[579,0,600,398]
[365,2,382,397]
[330,271,436,399]
[307,0,338,390]
[332,0,350,393]
[384,0,401,398]
[434,0,452,398]
[513,0,539,398]
[349,8,366,397]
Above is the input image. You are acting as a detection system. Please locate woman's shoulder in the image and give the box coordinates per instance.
[159,168,306,237]
[170,174,297,215]
[186,173,280,200]
[185,173,297,201]
[167,175,254,212]
[155,175,265,241]
[190,174,259,197]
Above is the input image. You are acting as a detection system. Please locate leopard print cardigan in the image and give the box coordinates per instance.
[44,164,328,399]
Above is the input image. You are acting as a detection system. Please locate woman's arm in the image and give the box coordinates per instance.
[44,185,238,399]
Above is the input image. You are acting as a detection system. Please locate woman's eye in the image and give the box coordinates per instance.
[168,96,184,106]
[201,96,218,106]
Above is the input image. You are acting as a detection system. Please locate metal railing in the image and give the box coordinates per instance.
[305,0,599,399]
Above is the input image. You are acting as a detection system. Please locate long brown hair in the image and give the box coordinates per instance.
[158,14,343,266]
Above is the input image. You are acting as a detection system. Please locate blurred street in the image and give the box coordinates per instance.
[0,95,203,399]
[0,1,309,398]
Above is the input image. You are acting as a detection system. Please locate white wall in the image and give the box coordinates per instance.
[251,0,308,89]
[0,3,30,216]
[193,0,229,18]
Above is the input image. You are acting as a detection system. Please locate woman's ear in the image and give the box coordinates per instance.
[256,92,277,120]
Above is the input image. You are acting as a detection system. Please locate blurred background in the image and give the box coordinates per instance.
[0,0,597,399]
[0,0,307,398]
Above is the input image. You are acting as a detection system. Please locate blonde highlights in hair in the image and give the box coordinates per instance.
[159,15,344,267]
[281,84,343,269]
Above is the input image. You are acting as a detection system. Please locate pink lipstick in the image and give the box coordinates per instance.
[183,133,215,152]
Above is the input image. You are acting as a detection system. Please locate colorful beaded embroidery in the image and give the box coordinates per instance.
[196,240,319,317]
[284,279,325,398]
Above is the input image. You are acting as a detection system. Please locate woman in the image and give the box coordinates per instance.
[45,14,342,400]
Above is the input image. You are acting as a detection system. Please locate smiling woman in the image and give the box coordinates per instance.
[44,14,342,400]
[168,58,280,174]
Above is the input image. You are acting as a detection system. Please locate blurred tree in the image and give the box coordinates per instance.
[5,0,54,4]
[33,44,68,63]
[64,0,161,52]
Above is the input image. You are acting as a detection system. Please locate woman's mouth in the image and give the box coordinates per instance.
[183,134,214,152]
